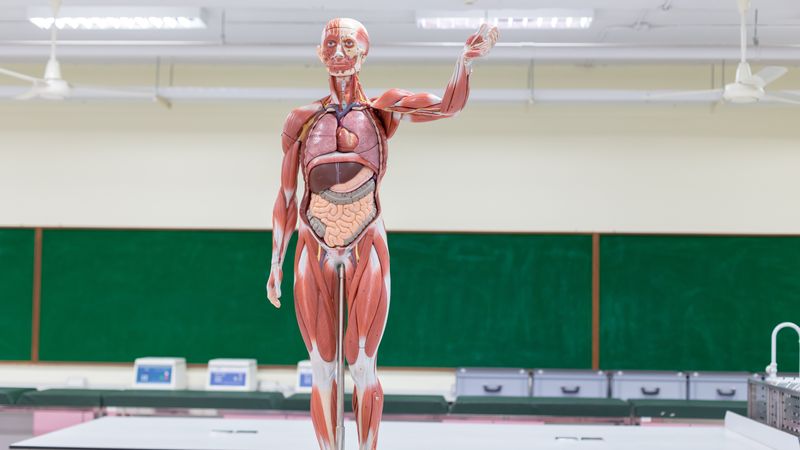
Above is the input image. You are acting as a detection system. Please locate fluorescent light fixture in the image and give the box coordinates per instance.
[416,9,594,30]
[416,10,485,30]
[28,7,207,30]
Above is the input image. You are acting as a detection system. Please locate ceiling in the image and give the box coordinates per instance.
[0,0,799,63]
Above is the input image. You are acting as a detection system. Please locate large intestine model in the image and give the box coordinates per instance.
[266,18,498,450]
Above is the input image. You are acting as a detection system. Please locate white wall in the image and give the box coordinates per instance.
[1,62,799,392]
[1,63,799,233]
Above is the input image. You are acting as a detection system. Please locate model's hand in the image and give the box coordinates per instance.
[267,263,282,308]
[463,24,498,63]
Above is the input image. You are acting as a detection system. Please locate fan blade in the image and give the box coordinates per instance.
[0,67,42,84]
[753,66,788,87]
[647,89,723,101]
[15,87,41,100]
[763,94,800,105]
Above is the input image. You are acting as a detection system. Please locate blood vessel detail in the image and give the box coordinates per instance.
[266,18,497,450]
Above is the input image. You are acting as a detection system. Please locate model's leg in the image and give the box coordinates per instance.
[345,221,390,450]
[294,226,339,450]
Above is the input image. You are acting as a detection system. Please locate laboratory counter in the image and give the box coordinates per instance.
[0,388,747,420]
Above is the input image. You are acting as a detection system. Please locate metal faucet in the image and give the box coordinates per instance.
[765,322,800,380]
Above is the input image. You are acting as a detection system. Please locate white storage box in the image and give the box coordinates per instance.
[295,360,313,394]
[532,369,609,398]
[688,371,756,401]
[206,359,257,392]
[132,357,187,390]
[611,371,687,400]
[455,368,530,397]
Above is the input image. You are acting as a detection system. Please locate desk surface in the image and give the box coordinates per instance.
[12,415,778,450]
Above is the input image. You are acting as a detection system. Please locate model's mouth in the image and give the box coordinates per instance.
[329,63,353,70]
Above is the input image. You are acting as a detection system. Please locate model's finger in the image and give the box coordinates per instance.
[488,27,499,44]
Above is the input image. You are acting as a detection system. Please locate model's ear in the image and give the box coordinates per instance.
[355,52,365,72]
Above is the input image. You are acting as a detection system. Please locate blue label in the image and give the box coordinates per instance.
[211,371,247,386]
[136,365,172,384]
[299,372,313,387]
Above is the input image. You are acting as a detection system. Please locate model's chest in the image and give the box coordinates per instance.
[303,109,381,169]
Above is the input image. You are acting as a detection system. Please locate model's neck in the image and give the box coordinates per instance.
[329,74,364,106]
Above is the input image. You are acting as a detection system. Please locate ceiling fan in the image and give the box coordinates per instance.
[653,0,800,106]
[0,0,160,102]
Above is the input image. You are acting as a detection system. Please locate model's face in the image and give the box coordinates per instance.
[317,20,368,76]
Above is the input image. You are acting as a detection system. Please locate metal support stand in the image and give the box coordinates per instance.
[335,263,346,450]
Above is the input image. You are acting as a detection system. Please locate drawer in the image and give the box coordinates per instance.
[611,371,687,400]
[688,372,756,401]
[532,369,609,398]
[456,368,530,397]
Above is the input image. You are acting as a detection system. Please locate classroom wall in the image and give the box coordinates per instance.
[1,62,799,389]
[0,63,799,233]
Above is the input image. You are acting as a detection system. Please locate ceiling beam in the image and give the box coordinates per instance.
[1,43,800,63]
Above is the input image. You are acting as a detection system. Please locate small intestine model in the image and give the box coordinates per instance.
[266,18,497,450]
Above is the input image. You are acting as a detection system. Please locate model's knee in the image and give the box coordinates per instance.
[349,342,378,389]
[310,344,337,389]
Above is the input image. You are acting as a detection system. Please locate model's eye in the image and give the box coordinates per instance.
[344,39,355,48]
[326,40,336,47]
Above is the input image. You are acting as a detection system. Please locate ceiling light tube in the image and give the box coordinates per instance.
[417,9,593,30]
[27,7,207,30]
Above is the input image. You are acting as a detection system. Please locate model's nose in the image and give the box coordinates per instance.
[334,43,345,59]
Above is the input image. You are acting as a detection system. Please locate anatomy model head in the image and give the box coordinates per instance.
[317,18,370,77]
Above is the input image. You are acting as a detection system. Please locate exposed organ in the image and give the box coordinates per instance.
[308,162,368,193]
[303,109,381,171]
[307,179,376,247]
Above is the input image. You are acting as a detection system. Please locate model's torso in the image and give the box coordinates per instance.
[300,103,386,249]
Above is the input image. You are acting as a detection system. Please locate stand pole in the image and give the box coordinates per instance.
[336,263,346,450]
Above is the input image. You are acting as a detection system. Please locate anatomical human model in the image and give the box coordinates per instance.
[266,18,498,450]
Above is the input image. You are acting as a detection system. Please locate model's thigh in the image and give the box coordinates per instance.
[294,227,337,361]
[345,222,390,364]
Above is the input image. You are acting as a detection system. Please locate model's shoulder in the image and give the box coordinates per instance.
[283,98,328,139]
[365,100,401,139]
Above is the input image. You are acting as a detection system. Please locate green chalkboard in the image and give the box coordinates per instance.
[40,229,306,363]
[40,230,592,368]
[383,233,593,367]
[600,235,800,372]
[0,229,34,360]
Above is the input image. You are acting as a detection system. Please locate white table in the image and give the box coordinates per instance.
[11,413,797,450]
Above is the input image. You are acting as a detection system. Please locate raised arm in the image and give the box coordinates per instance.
[371,24,497,124]
[266,103,321,308]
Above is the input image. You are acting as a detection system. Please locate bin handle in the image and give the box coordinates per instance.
[716,388,736,397]
[483,385,503,393]
[641,387,660,396]
[561,386,581,394]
